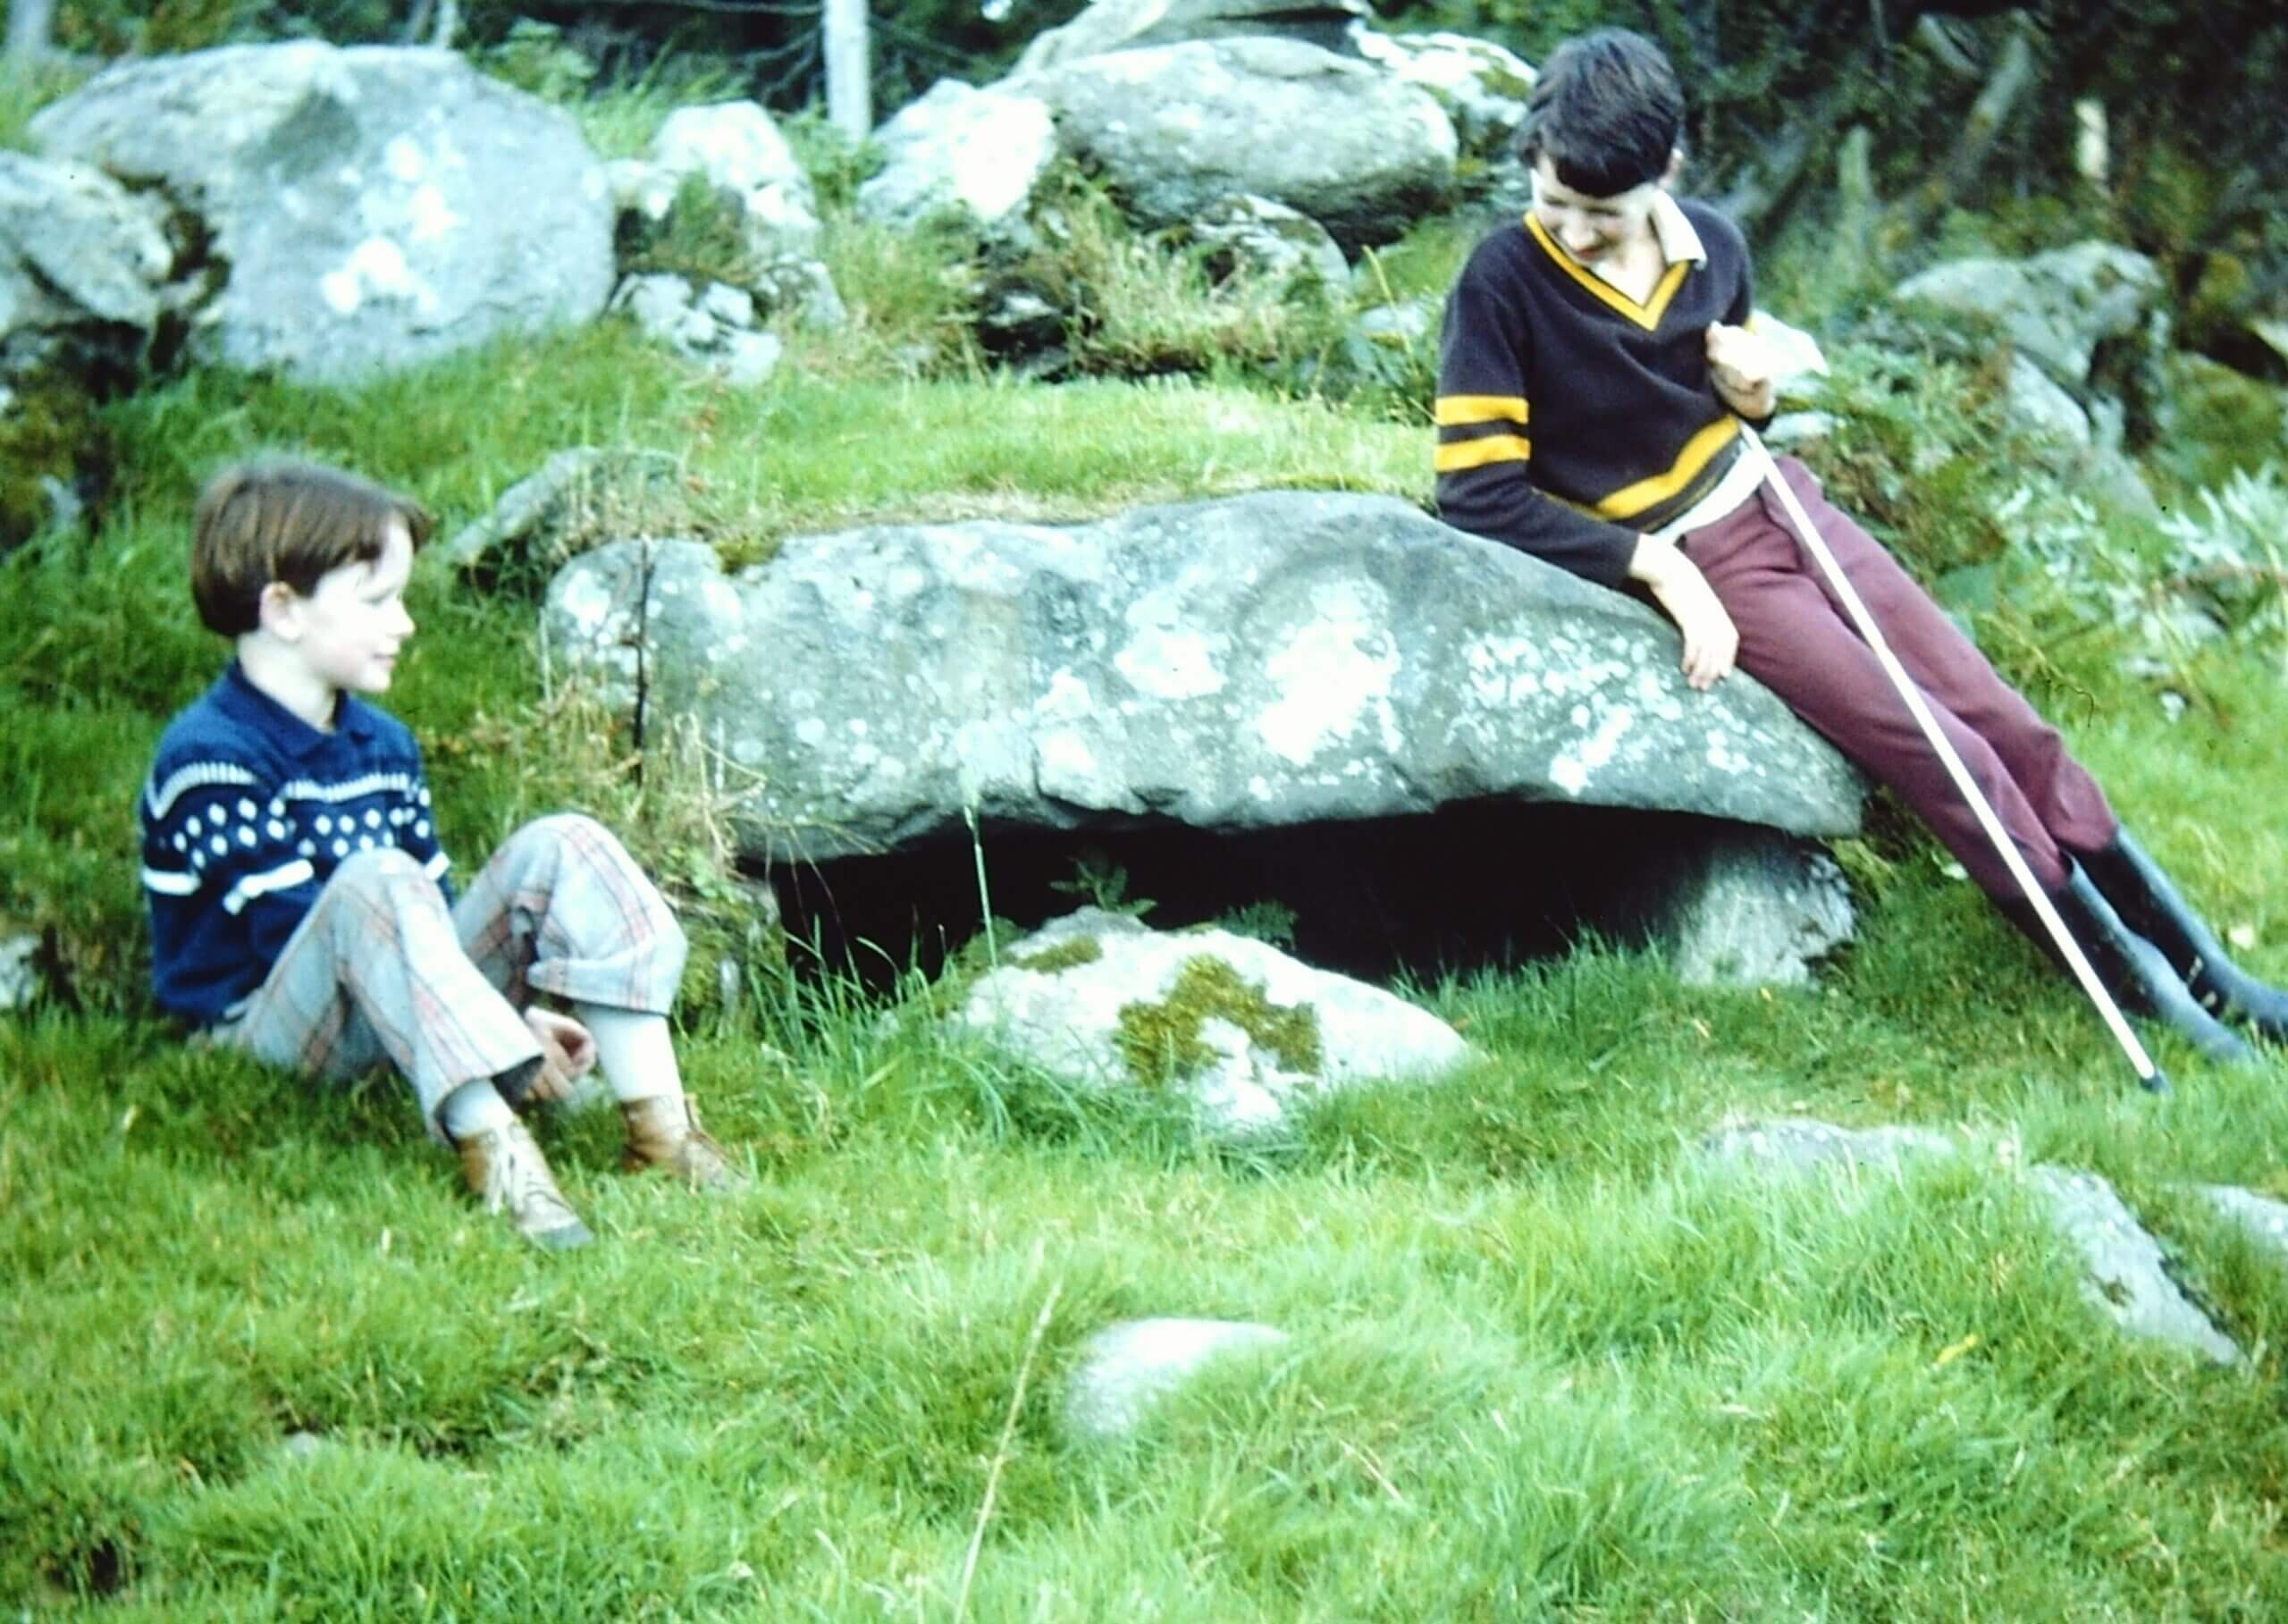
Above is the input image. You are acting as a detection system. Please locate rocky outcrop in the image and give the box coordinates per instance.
[0,153,174,335]
[1022,38,1456,250]
[0,152,174,545]
[1704,1117,2242,1365]
[541,491,1865,865]
[30,42,614,383]
[1014,0,1370,74]
[1894,242,2164,388]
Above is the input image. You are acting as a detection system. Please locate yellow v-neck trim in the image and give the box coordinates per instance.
[1524,214,1691,331]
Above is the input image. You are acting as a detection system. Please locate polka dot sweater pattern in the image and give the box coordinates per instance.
[139,662,453,1026]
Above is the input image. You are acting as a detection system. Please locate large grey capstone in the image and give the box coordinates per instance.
[541,492,1865,864]
[30,43,613,382]
[1022,38,1456,249]
[956,908,1473,1132]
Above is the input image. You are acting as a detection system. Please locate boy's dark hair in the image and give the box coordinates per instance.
[1518,28,1686,198]
[190,461,434,637]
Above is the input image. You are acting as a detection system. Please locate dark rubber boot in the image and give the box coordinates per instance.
[1999,864,2255,1070]
[2078,829,2288,1043]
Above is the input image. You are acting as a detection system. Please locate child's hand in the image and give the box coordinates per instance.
[524,1008,597,1102]
[1705,322,1776,417]
[1628,534,1739,691]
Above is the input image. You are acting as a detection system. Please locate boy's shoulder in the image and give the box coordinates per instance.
[146,666,421,795]
[1677,197,1750,263]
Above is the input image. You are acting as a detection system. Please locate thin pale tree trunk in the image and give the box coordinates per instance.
[7,0,55,70]
[823,0,870,142]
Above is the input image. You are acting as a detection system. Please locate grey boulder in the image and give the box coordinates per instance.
[0,152,174,333]
[31,43,613,382]
[1892,240,2164,387]
[1023,38,1456,249]
[1014,0,1371,73]
[857,79,1059,239]
[956,909,1473,1132]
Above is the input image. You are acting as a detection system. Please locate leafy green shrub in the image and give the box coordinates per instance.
[473,17,595,102]
[1797,338,2024,583]
[616,172,758,290]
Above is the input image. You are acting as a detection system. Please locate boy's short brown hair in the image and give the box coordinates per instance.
[190,461,434,637]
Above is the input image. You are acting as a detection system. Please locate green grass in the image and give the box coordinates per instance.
[11,149,2288,1620]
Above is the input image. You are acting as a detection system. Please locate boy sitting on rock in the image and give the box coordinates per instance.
[139,461,743,1250]
[1434,27,2284,1064]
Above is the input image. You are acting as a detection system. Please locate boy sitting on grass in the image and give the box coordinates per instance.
[139,460,744,1251]
[1434,27,2286,1066]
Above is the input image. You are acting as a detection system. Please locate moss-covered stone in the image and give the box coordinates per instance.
[0,373,108,551]
[1114,954,1322,1089]
[1014,935,1102,973]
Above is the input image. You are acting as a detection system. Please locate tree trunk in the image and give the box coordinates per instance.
[7,0,55,69]
[824,0,870,142]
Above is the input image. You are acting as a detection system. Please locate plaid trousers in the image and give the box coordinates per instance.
[212,813,688,1141]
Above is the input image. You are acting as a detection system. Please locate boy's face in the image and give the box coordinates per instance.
[1530,156,1664,269]
[272,518,416,697]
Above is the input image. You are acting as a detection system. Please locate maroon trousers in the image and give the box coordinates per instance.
[1681,456,2117,898]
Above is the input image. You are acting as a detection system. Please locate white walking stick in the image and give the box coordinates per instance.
[1737,421,2166,1093]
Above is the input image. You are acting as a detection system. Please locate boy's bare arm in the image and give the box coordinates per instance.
[1705,322,1776,421]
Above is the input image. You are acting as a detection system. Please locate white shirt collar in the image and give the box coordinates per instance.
[1649,192,1706,267]
[1578,192,1707,293]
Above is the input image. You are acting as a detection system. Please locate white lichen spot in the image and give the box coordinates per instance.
[850,718,870,736]
[795,717,828,747]
[1704,728,1751,775]
[383,136,427,183]
[1257,585,1400,766]
[407,183,461,244]
[1464,634,1545,707]
[317,237,430,316]
[1115,618,1225,701]
[1036,669,1096,722]
[1550,704,1636,796]
[700,579,742,626]
[551,570,619,638]
[1037,729,1099,787]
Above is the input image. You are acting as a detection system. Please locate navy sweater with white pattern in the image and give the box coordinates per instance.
[139,662,452,1027]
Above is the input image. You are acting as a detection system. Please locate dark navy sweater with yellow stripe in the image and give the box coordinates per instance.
[1434,197,1754,589]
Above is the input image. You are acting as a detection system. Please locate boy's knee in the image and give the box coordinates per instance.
[518,813,660,885]
[519,812,618,855]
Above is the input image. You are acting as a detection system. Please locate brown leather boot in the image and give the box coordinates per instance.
[620,1094,747,1191]
[456,1120,593,1250]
